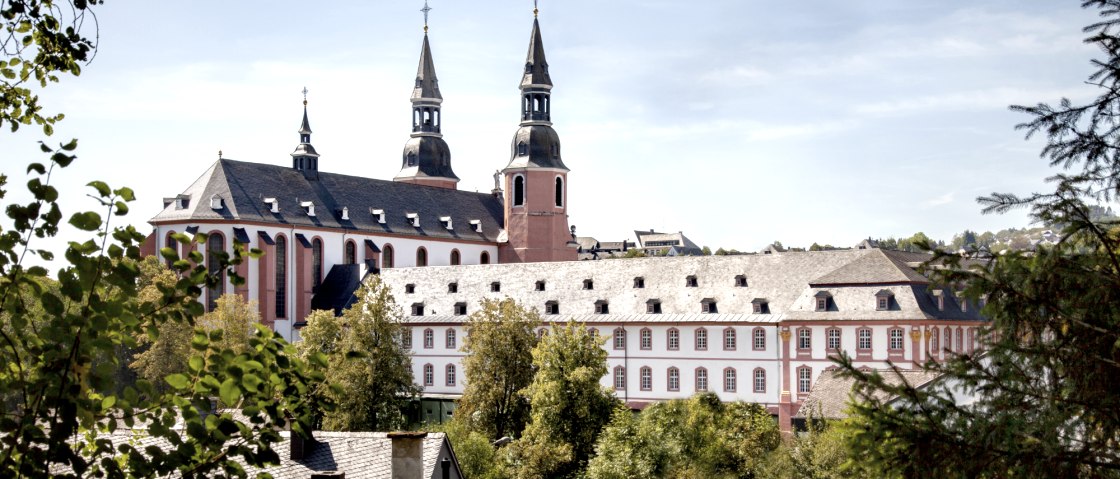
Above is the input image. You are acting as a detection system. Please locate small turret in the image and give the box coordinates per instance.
[291,87,320,180]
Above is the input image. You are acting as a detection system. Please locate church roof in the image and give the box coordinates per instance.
[521,18,552,88]
[412,34,442,101]
[151,159,503,242]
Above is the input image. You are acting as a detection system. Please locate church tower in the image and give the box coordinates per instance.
[498,6,577,263]
[291,88,321,180]
[394,7,459,189]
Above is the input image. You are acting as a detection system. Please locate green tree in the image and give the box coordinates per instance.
[305,278,420,432]
[457,298,539,440]
[508,322,618,479]
[759,418,864,479]
[701,246,712,255]
[585,405,665,479]
[837,1,1120,476]
[429,417,512,479]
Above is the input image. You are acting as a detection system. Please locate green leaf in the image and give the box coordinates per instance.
[87,180,111,197]
[102,396,116,410]
[189,356,204,373]
[68,211,101,231]
[166,374,190,390]
[219,378,241,406]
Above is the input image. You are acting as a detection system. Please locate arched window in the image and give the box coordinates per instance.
[165,231,178,267]
[383,244,395,269]
[275,235,287,319]
[798,366,813,393]
[753,327,767,351]
[423,329,434,349]
[640,328,652,350]
[555,176,563,207]
[668,367,680,391]
[667,328,680,350]
[446,328,457,349]
[517,142,528,156]
[724,368,737,392]
[207,232,225,311]
[695,328,708,351]
[423,364,434,387]
[513,175,525,206]
[753,368,766,393]
[930,328,940,353]
[640,366,652,391]
[312,238,323,292]
[695,368,709,392]
[450,249,461,266]
[446,364,456,387]
[613,366,626,390]
[480,251,490,264]
[345,240,357,265]
[956,328,963,352]
[723,328,736,351]
[416,247,428,267]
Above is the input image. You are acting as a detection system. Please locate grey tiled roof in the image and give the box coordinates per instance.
[412,34,442,101]
[150,159,504,241]
[810,249,930,285]
[795,369,941,419]
[521,18,552,88]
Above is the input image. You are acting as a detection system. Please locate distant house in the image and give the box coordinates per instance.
[575,236,636,260]
[634,229,704,256]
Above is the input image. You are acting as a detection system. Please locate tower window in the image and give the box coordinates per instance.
[405,284,415,294]
[555,176,564,207]
[513,175,525,206]
[517,142,528,157]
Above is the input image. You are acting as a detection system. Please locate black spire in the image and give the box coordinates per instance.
[291,87,320,177]
[521,17,552,90]
[506,9,566,171]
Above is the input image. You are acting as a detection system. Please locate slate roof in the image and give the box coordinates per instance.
[796,369,942,419]
[521,18,552,88]
[810,248,930,285]
[412,34,442,101]
[150,159,504,242]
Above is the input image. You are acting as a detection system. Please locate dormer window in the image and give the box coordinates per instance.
[535,280,546,292]
[517,142,528,156]
[210,195,223,210]
[454,302,467,316]
[875,290,894,311]
[633,277,645,288]
[545,300,559,315]
[595,300,609,314]
[490,281,501,293]
[583,279,594,290]
[371,208,386,224]
[470,219,482,233]
[411,303,424,316]
[646,299,662,314]
[405,284,415,294]
[263,197,279,213]
[300,201,315,217]
[440,216,453,230]
[448,282,458,293]
[752,298,769,314]
[686,275,698,287]
[701,298,718,314]
[814,291,832,311]
[406,213,420,228]
[958,294,968,313]
[734,275,747,287]
[340,207,350,220]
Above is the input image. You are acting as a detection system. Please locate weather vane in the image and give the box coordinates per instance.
[421,0,432,33]
[302,86,308,105]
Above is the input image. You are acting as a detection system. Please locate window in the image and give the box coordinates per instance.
[735,275,748,287]
[423,364,434,387]
[878,297,888,310]
[583,279,594,290]
[956,328,963,351]
[513,175,525,206]
[535,280,546,291]
[383,244,395,269]
[405,283,416,294]
[164,231,179,267]
[858,328,872,350]
[798,366,812,393]
[701,298,717,314]
[207,232,225,311]
[633,277,645,288]
[545,300,559,315]
[423,329,434,348]
[668,367,680,391]
[613,366,626,390]
[640,328,652,350]
[589,328,600,337]
[517,142,527,156]
[555,176,563,208]
[411,303,424,316]
[613,328,626,350]
[695,328,708,351]
[345,240,357,265]
[686,275,698,287]
[450,249,461,266]
[454,302,467,316]
[889,328,904,350]
[312,238,323,292]
[723,328,736,350]
[930,328,940,352]
[798,328,811,350]
[480,251,490,264]
[753,368,766,393]
[537,328,548,339]
[446,364,456,387]
[596,300,609,314]
[752,299,769,314]
[646,299,662,314]
[640,367,652,391]
[275,235,287,318]
[827,328,841,351]
[416,247,428,267]
[753,328,766,350]
[443,329,456,349]
[695,368,708,392]
[491,281,501,292]
[667,328,680,350]
[724,368,737,392]
[815,291,831,311]
[448,282,458,293]
[401,328,413,349]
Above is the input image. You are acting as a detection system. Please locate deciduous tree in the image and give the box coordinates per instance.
[457,298,538,440]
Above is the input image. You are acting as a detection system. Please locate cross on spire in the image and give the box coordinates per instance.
[302,86,308,105]
[421,0,432,32]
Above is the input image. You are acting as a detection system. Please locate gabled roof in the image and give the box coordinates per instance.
[810,248,930,286]
[150,159,504,242]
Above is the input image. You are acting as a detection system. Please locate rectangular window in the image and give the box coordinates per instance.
[448,282,458,293]
[613,329,626,350]
[640,368,652,391]
[798,367,812,393]
[634,277,645,288]
[816,298,827,311]
[827,328,841,350]
[401,328,412,349]
[686,276,698,287]
[454,302,467,316]
[640,329,652,350]
[668,329,680,350]
[490,282,501,292]
[723,329,736,350]
[446,365,456,387]
[858,329,872,350]
[668,368,680,391]
[753,329,766,350]
[446,329,457,349]
[753,369,766,393]
[614,367,626,390]
[724,369,736,392]
[596,302,610,314]
[877,297,888,310]
[695,329,708,350]
[696,368,708,392]
[423,365,433,387]
[798,329,811,350]
[424,329,434,349]
[890,329,904,350]
[647,301,662,314]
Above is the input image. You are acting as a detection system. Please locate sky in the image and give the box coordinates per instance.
[0,0,1106,266]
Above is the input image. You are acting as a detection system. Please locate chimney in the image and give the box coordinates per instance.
[388,431,428,479]
[289,420,315,461]
[310,473,345,479]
